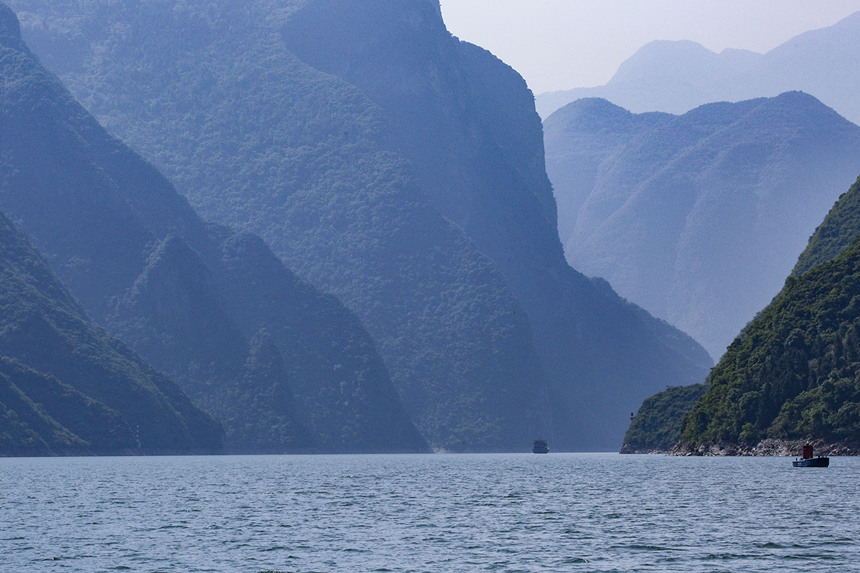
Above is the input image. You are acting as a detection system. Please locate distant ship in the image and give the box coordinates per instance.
[532,439,549,454]
[792,444,829,467]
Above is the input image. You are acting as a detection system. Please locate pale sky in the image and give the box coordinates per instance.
[440,0,860,94]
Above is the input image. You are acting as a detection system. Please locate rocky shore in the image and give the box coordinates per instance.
[621,438,860,456]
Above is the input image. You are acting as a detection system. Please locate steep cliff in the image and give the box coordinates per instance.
[7,0,712,450]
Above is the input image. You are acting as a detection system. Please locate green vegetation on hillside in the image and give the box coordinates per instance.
[0,209,223,455]
[6,0,716,451]
[4,0,557,450]
[622,383,707,453]
[794,175,860,277]
[0,2,425,454]
[679,239,860,449]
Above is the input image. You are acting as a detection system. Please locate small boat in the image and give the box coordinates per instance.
[532,439,549,454]
[792,444,829,467]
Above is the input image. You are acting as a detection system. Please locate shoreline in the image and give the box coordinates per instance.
[621,438,860,456]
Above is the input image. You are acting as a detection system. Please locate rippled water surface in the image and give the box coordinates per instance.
[2,453,858,572]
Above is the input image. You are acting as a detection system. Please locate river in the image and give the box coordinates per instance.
[2,453,855,572]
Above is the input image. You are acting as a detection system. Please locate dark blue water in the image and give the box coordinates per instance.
[2,453,857,572]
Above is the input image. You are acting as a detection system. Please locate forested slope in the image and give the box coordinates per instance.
[0,208,223,455]
[625,174,860,455]
[794,176,860,276]
[7,0,713,450]
[678,239,860,453]
[0,2,425,454]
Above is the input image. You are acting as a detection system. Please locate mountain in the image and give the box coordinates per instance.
[627,174,860,455]
[537,40,761,119]
[0,207,223,455]
[7,0,713,450]
[536,11,860,124]
[0,2,426,454]
[620,383,707,454]
[544,94,860,359]
[678,237,860,454]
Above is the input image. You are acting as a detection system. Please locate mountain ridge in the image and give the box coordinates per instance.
[545,93,860,359]
[7,0,713,450]
[536,11,860,124]
[0,1,427,454]
[0,208,223,455]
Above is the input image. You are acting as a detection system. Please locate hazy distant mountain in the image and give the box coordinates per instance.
[0,2,425,454]
[536,12,860,124]
[8,0,713,450]
[0,208,223,455]
[537,40,760,119]
[545,94,860,360]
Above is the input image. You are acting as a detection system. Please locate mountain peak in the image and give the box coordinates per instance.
[563,97,628,116]
[754,90,851,125]
[610,40,717,85]
[770,89,821,105]
[547,97,633,132]
[8,0,713,451]
[0,3,22,48]
[536,12,860,122]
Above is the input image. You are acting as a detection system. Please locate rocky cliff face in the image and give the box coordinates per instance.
[7,0,712,450]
